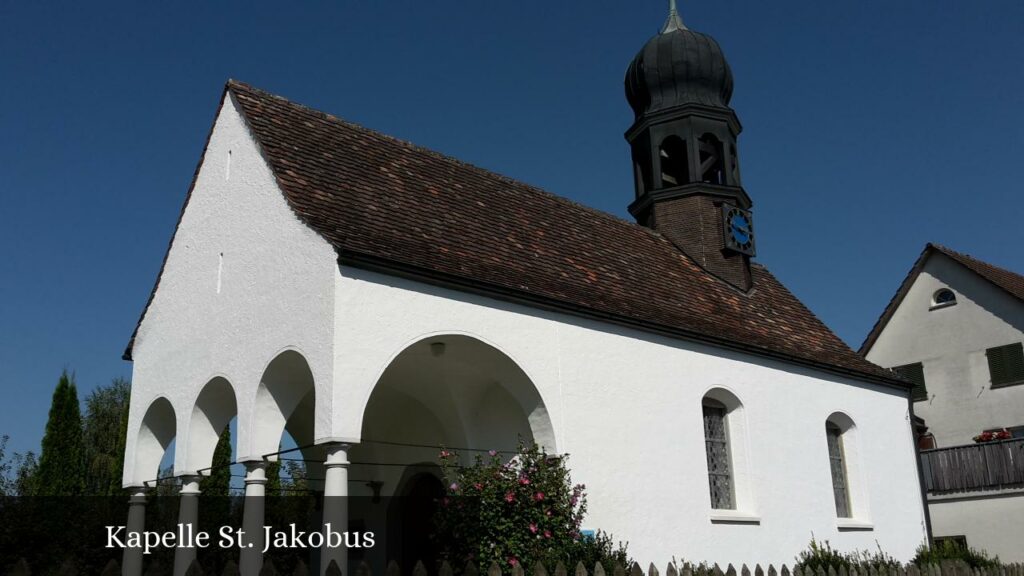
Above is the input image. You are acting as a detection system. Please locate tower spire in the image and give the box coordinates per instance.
[662,0,687,33]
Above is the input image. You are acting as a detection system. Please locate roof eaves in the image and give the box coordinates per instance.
[858,244,935,357]
[339,249,912,392]
[123,84,232,361]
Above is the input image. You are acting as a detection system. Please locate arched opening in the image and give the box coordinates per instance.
[187,377,238,474]
[824,411,868,522]
[659,135,690,188]
[700,388,754,514]
[698,133,725,185]
[355,335,555,564]
[133,397,176,486]
[252,350,316,459]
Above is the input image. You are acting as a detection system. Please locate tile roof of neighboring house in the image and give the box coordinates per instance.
[125,80,904,389]
[860,243,1024,355]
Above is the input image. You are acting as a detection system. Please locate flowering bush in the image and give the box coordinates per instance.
[972,429,1012,443]
[434,443,628,571]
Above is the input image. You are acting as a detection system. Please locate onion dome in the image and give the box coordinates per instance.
[625,1,734,118]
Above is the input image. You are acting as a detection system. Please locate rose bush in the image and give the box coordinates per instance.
[435,443,628,572]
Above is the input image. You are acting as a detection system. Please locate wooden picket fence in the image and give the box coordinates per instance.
[3,558,1024,576]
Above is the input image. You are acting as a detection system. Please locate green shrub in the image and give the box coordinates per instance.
[435,442,629,572]
[795,538,900,573]
[912,541,1000,569]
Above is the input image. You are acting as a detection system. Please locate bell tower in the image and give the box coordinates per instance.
[625,1,754,290]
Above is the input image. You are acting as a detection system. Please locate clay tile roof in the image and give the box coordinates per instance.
[860,243,1024,355]
[125,80,904,388]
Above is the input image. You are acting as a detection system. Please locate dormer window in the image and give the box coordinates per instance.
[931,289,956,309]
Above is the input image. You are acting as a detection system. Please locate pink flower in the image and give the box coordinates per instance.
[440,449,452,459]
[449,482,459,491]
[489,450,498,457]
[508,558,519,567]
[534,492,545,501]
[518,476,530,486]
[474,482,484,491]
[529,523,538,534]
[544,530,552,539]
[545,509,552,517]
[505,491,515,503]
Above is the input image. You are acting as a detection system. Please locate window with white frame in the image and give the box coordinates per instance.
[703,398,734,510]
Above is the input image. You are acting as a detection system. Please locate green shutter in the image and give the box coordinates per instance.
[987,343,1024,388]
[894,363,927,401]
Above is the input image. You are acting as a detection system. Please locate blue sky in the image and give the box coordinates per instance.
[1,1,1022,457]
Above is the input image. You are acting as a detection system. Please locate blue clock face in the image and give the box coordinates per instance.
[723,205,755,255]
[729,213,751,245]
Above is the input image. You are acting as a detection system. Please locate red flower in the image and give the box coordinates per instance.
[505,491,515,503]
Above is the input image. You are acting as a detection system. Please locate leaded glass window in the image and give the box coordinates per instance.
[703,400,734,509]
[826,422,851,518]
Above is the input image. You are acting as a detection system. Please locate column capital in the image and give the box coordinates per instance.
[243,461,269,485]
[178,475,202,496]
[323,443,352,469]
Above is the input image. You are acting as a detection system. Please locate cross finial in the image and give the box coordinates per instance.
[662,0,687,33]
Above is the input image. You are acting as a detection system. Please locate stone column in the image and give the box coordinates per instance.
[173,475,202,576]
[320,444,351,575]
[239,461,268,574]
[123,487,148,576]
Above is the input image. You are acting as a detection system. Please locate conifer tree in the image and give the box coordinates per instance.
[199,427,232,496]
[83,378,130,495]
[35,371,86,495]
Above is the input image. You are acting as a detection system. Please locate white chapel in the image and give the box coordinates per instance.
[121,4,929,575]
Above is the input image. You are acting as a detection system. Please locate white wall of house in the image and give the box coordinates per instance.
[928,490,1024,562]
[864,253,1024,447]
[333,267,928,565]
[123,94,339,485]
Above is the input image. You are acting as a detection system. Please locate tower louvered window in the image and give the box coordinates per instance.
[826,422,851,518]
[987,343,1024,388]
[703,400,734,509]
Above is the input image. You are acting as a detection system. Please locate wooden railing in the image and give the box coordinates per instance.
[920,438,1024,494]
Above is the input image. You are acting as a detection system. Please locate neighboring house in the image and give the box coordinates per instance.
[861,243,1024,562]
[120,6,927,575]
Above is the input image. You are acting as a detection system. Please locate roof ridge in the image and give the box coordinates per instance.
[225,79,660,241]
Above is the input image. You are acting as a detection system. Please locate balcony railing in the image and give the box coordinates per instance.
[921,437,1024,494]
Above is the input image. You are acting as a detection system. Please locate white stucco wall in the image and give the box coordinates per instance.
[864,253,1024,447]
[124,99,927,562]
[123,93,338,485]
[928,490,1024,562]
[333,268,928,565]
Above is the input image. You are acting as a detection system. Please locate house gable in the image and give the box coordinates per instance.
[124,89,338,476]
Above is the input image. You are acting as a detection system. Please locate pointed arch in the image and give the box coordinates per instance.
[186,376,238,473]
[251,349,316,459]
[133,397,176,485]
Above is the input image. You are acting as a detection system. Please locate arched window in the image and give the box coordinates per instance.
[702,397,733,509]
[659,136,690,188]
[826,421,851,518]
[932,288,957,308]
[698,133,725,185]
[824,412,868,523]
